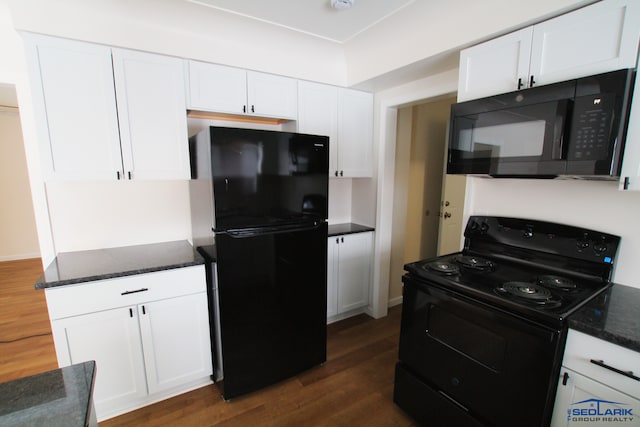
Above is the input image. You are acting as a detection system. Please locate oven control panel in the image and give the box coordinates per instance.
[465,216,620,265]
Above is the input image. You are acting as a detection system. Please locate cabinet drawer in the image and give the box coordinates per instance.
[563,329,640,399]
[45,265,205,319]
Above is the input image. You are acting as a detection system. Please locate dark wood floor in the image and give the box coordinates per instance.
[1,259,416,426]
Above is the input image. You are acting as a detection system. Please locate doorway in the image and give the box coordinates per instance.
[0,83,40,261]
[388,95,461,305]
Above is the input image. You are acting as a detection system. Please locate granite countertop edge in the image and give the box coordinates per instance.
[567,283,640,353]
[35,240,205,290]
[0,361,96,426]
[328,222,375,237]
[35,261,204,290]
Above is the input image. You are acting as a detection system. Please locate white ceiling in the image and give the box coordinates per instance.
[185,0,416,43]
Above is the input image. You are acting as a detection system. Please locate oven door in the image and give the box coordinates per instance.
[398,275,562,427]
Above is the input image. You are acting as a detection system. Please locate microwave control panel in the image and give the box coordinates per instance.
[568,93,615,161]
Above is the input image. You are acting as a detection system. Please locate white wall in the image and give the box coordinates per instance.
[7,0,347,87]
[0,0,21,83]
[467,178,640,289]
[0,108,40,260]
[45,181,192,252]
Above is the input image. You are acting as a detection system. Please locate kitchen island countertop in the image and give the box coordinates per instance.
[35,240,204,289]
[0,361,96,427]
[568,283,640,353]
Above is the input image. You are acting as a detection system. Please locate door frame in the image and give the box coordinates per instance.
[369,69,462,319]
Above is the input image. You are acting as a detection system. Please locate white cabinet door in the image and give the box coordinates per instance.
[138,292,212,394]
[186,62,297,119]
[326,236,339,318]
[112,49,190,180]
[337,89,373,178]
[26,35,122,180]
[186,61,247,115]
[51,306,148,416]
[458,27,533,102]
[530,0,640,87]
[297,81,339,175]
[551,367,640,427]
[458,0,640,101]
[247,71,297,120]
[337,232,373,313]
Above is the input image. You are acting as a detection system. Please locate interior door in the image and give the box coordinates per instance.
[437,174,466,255]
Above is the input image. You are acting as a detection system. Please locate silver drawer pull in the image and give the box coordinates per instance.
[590,359,640,381]
[121,288,149,296]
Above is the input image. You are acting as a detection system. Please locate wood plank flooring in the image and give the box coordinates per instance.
[0,258,416,426]
[0,258,57,383]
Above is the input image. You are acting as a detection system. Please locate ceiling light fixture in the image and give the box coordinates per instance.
[331,0,354,11]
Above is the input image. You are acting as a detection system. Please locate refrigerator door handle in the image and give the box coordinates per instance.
[218,222,322,238]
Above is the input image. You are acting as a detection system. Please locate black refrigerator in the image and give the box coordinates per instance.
[189,126,329,400]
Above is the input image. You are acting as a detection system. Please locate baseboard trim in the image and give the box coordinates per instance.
[0,253,41,262]
[388,296,403,307]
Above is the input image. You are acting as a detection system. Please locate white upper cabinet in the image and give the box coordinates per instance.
[458,28,533,102]
[530,0,640,87]
[297,81,340,175]
[186,61,248,115]
[112,49,190,180]
[458,0,640,102]
[26,35,122,180]
[246,71,298,119]
[186,61,297,120]
[297,82,373,178]
[25,34,190,181]
[337,89,374,178]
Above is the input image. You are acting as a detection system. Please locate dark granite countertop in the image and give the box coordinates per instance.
[0,361,96,427]
[35,240,204,289]
[568,283,640,353]
[328,223,375,237]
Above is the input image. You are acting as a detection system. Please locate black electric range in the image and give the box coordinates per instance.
[394,216,620,427]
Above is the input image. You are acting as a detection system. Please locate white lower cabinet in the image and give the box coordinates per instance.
[52,306,148,412]
[551,330,640,426]
[46,266,212,421]
[327,231,373,321]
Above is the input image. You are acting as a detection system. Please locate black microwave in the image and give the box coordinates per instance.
[447,68,636,178]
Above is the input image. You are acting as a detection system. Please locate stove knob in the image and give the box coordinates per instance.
[522,228,533,239]
[576,232,590,250]
[480,222,489,233]
[593,236,608,254]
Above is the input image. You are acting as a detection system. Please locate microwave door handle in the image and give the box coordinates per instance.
[552,100,570,160]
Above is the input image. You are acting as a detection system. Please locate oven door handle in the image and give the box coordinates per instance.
[437,390,471,412]
[590,359,640,381]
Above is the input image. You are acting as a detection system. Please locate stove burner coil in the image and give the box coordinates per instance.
[423,261,460,275]
[498,282,551,300]
[495,281,561,308]
[455,256,494,271]
[537,275,577,291]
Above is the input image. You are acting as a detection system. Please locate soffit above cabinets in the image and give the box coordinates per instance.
[184,0,415,43]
